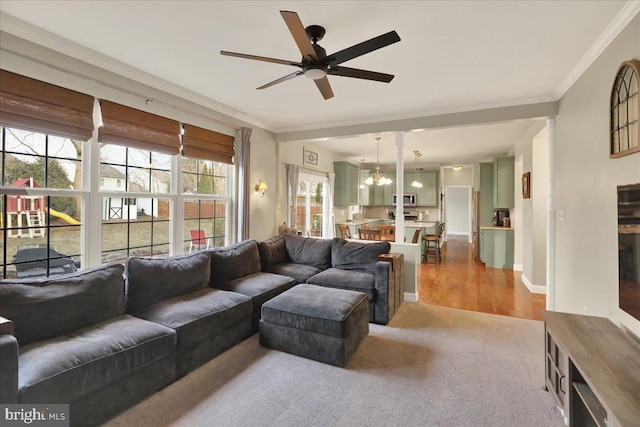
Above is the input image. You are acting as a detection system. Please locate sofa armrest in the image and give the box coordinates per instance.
[0,317,19,403]
[373,253,404,325]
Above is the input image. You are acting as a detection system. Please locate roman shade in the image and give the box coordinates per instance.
[0,70,94,140]
[98,100,181,154]
[182,124,235,164]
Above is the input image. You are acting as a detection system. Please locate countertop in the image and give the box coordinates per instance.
[337,219,438,227]
[480,226,514,230]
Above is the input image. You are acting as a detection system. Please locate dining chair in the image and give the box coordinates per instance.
[377,224,395,241]
[339,225,352,239]
[359,228,381,241]
[189,229,212,253]
[411,228,421,244]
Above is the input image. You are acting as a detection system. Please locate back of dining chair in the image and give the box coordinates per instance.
[359,228,381,241]
[411,228,421,244]
[338,225,352,239]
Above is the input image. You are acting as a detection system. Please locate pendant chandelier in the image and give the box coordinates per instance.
[411,150,423,188]
[364,137,393,186]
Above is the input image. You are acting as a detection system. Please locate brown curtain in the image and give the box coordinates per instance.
[0,70,94,139]
[98,100,180,154]
[182,124,235,164]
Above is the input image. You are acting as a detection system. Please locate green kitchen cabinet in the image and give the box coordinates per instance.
[492,157,514,209]
[480,228,514,269]
[383,173,396,206]
[478,162,494,226]
[359,169,370,205]
[333,161,359,206]
[419,171,438,206]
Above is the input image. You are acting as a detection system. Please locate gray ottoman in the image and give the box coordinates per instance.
[259,284,369,367]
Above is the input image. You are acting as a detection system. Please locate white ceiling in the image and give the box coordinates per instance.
[0,1,636,166]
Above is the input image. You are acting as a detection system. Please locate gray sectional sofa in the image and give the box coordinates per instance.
[0,235,402,426]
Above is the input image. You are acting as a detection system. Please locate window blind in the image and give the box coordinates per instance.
[182,124,235,164]
[0,70,94,140]
[98,100,181,154]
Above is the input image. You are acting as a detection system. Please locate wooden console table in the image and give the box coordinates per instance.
[544,311,640,427]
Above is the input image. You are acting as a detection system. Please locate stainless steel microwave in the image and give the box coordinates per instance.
[393,194,417,206]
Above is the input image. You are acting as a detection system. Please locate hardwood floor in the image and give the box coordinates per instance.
[418,235,546,320]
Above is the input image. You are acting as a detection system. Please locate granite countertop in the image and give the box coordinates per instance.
[336,219,382,226]
[480,226,514,230]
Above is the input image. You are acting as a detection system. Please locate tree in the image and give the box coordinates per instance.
[197,162,213,194]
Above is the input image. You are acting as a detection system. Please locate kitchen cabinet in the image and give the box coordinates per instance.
[333,161,359,206]
[478,162,494,226]
[383,173,395,206]
[480,227,514,269]
[493,157,514,209]
[402,171,439,207]
[368,173,394,206]
[359,169,370,205]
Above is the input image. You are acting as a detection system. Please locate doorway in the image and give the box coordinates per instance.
[296,173,330,237]
[445,186,472,243]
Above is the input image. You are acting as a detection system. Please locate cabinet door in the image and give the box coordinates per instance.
[493,157,514,209]
[359,170,370,205]
[346,164,359,205]
[383,173,395,206]
[371,184,385,206]
[418,171,438,206]
[479,163,494,226]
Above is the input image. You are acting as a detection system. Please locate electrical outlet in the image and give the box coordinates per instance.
[558,210,566,222]
[584,306,589,314]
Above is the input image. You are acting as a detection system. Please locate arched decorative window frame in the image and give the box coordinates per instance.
[610,59,640,159]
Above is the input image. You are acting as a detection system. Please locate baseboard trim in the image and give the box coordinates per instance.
[522,274,546,295]
[513,264,523,272]
[404,292,418,303]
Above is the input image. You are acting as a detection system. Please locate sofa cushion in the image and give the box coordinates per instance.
[0,263,125,345]
[216,272,296,308]
[257,235,288,271]
[125,251,211,314]
[271,262,322,284]
[18,314,176,403]
[134,288,252,348]
[284,234,332,270]
[306,268,376,301]
[261,284,369,338]
[209,239,261,282]
[331,238,390,275]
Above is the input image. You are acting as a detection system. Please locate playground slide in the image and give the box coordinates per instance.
[46,208,81,225]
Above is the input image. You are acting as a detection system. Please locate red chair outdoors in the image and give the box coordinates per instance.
[189,229,212,253]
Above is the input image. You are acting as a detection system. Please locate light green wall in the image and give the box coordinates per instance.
[555,14,640,336]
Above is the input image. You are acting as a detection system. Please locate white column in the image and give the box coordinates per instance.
[546,118,556,310]
[395,131,405,243]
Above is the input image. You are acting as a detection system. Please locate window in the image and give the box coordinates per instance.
[1,126,83,278]
[99,144,172,263]
[610,60,640,158]
[182,157,229,251]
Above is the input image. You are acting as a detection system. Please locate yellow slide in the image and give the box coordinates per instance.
[46,208,81,225]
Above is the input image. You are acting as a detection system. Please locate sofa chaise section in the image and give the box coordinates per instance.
[125,251,252,378]
[0,263,176,427]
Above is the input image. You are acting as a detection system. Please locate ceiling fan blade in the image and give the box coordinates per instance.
[221,51,302,67]
[280,11,318,60]
[325,31,401,66]
[328,66,395,83]
[314,76,334,100]
[257,71,304,90]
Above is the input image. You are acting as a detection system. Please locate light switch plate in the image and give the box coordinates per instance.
[558,210,566,222]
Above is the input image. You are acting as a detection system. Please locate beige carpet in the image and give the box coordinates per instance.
[105,303,564,427]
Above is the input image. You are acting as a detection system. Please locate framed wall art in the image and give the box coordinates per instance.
[522,172,531,199]
[303,146,319,167]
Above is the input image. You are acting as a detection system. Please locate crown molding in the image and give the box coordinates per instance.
[554,1,640,100]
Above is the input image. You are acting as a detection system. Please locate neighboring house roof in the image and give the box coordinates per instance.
[100,164,125,179]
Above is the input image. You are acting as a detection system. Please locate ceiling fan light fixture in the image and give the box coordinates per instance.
[304,67,327,80]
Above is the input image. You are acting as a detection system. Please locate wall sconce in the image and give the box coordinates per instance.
[255,179,268,197]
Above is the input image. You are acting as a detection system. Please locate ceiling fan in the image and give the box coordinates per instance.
[221,10,401,100]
